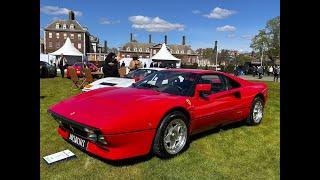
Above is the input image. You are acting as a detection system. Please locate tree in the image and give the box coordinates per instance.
[250,16,280,64]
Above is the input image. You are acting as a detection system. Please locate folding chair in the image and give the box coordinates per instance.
[69,67,83,89]
[79,68,94,88]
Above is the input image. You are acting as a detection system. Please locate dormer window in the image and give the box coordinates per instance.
[126,47,130,51]
[63,24,67,29]
[146,48,149,52]
[55,23,60,29]
[133,47,137,52]
[176,50,179,54]
[180,50,184,54]
[139,48,142,52]
[70,24,74,29]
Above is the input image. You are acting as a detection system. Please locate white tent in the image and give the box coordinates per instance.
[118,57,153,74]
[151,43,181,61]
[49,37,83,56]
[40,53,56,64]
[151,43,181,68]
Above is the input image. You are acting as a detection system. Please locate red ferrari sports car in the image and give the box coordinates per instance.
[48,69,268,160]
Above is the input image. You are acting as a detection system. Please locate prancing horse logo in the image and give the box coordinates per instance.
[70,112,75,116]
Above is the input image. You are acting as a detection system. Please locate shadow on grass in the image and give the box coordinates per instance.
[66,120,247,166]
[40,96,46,99]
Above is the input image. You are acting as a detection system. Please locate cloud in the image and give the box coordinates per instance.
[40,6,82,16]
[204,7,236,19]
[100,18,120,25]
[192,10,201,14]
[216,25,236,32]
[227,34,236,38]
[240,35,252,40]
[129,15,184,32]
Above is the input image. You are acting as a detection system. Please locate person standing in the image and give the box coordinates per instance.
[103,52,120,77]
[129,55,142,72]
[258,66,263,79]
[56,53,68,78]
[268,66,273,76]
[144,62,147,68]
[273,65,280,82]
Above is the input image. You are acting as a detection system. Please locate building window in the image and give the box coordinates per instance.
[139,48,142,52]
[48,42,52,47]
[126,54,130,58]
[64,33,67,39]
[63,24,67,29]
[55,23,60,29]
[48,32,52,38]
[134,47,137,52]
[176,50,179,54]
[78,34,82,40]
[153,50,157,54]
[70,24,74,29]
[56,42,60,48]
[146,48,149,52]
[70,34,74,39]
[126,47,130,51]
[181,50,184,54]
[78,43,82,49]
[56,33,59,39]
[187,50,191,54]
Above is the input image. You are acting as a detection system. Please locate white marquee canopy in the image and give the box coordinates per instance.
[151,43,181,61]
[49,37,83,56]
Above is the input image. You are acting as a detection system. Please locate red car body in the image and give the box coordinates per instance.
[48,69,267,160]
[66,62,98,78]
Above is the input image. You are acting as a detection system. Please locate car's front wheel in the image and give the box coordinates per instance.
[247,97,264,125]
[153,111,189,158]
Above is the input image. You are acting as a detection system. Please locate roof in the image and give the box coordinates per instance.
[44,19,87,33]
[49,37,83,56]
[151,43,181,61]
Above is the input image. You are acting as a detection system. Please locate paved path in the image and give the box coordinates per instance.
[236,75,280,82]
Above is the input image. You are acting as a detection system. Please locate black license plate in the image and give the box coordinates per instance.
[68,133,88,149]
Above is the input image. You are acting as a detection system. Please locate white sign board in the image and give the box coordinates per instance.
[43,149,76,165]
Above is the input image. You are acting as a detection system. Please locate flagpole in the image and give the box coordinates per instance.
[214,41,218,71]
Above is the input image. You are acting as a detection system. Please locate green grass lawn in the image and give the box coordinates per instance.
[40,76,280,180]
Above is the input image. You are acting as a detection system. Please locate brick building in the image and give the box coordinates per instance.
[119,34,198,64]
[43,11,98,54]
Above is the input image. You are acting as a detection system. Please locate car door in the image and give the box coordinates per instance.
[191,74,242,132]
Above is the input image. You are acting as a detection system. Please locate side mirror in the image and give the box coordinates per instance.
[195,84,211,96]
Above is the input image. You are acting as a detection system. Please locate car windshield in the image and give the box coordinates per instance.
[132,71,197,96]
[125,69,157,79]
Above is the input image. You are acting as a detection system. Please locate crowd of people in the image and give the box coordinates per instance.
[252,65,280,82]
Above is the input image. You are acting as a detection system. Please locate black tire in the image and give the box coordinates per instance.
[246,96,264,125]
[152,111,190,159]
[41,67,48,78]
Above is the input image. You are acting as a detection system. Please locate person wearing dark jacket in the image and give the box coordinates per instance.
[103,52,120,77]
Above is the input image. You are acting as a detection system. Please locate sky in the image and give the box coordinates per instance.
[40,0,279,52]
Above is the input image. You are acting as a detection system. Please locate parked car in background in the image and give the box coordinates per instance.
[40,61,57,78]
[82,68,164,92]
[48,69,268,160]
[66,62,99,78]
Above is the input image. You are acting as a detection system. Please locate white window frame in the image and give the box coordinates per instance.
[56,33,59,39]
[63,24,67,29]
[70,24,74,29]
[48,32,52,38]
[70,34,74,39]
[176,50,179,54]
[78,34,82,40]
[146,48,149,52]
[181,50,184,54]
[126,47,130,51]
[55,23,60,29]
[153,50,156,54]
[48,42,52,47]
[134,47,137,52]
[139,48,142,52]
[64,33,67,39]
[78,43,82,49]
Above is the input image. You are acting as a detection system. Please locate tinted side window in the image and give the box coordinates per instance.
[199,74,227,94]
[223,76,241,90]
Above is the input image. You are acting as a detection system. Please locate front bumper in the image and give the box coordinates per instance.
[58,127,156,160]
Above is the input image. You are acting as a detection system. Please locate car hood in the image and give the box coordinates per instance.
[90,77,135,87]
[49,87,185,134]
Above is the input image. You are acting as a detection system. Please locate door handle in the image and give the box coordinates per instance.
[233,91,241,98]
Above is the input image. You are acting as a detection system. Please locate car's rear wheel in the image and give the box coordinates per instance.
[153,111,189,158]
[247,97,264,125]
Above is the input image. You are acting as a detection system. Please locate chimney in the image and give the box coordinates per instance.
[182,36,186,45]
[69,11,75,20]
[148,34,152,43]
[214,41,218,52]
[130,33,133,42]
[104,41,108,53]
[164,35,167,44]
